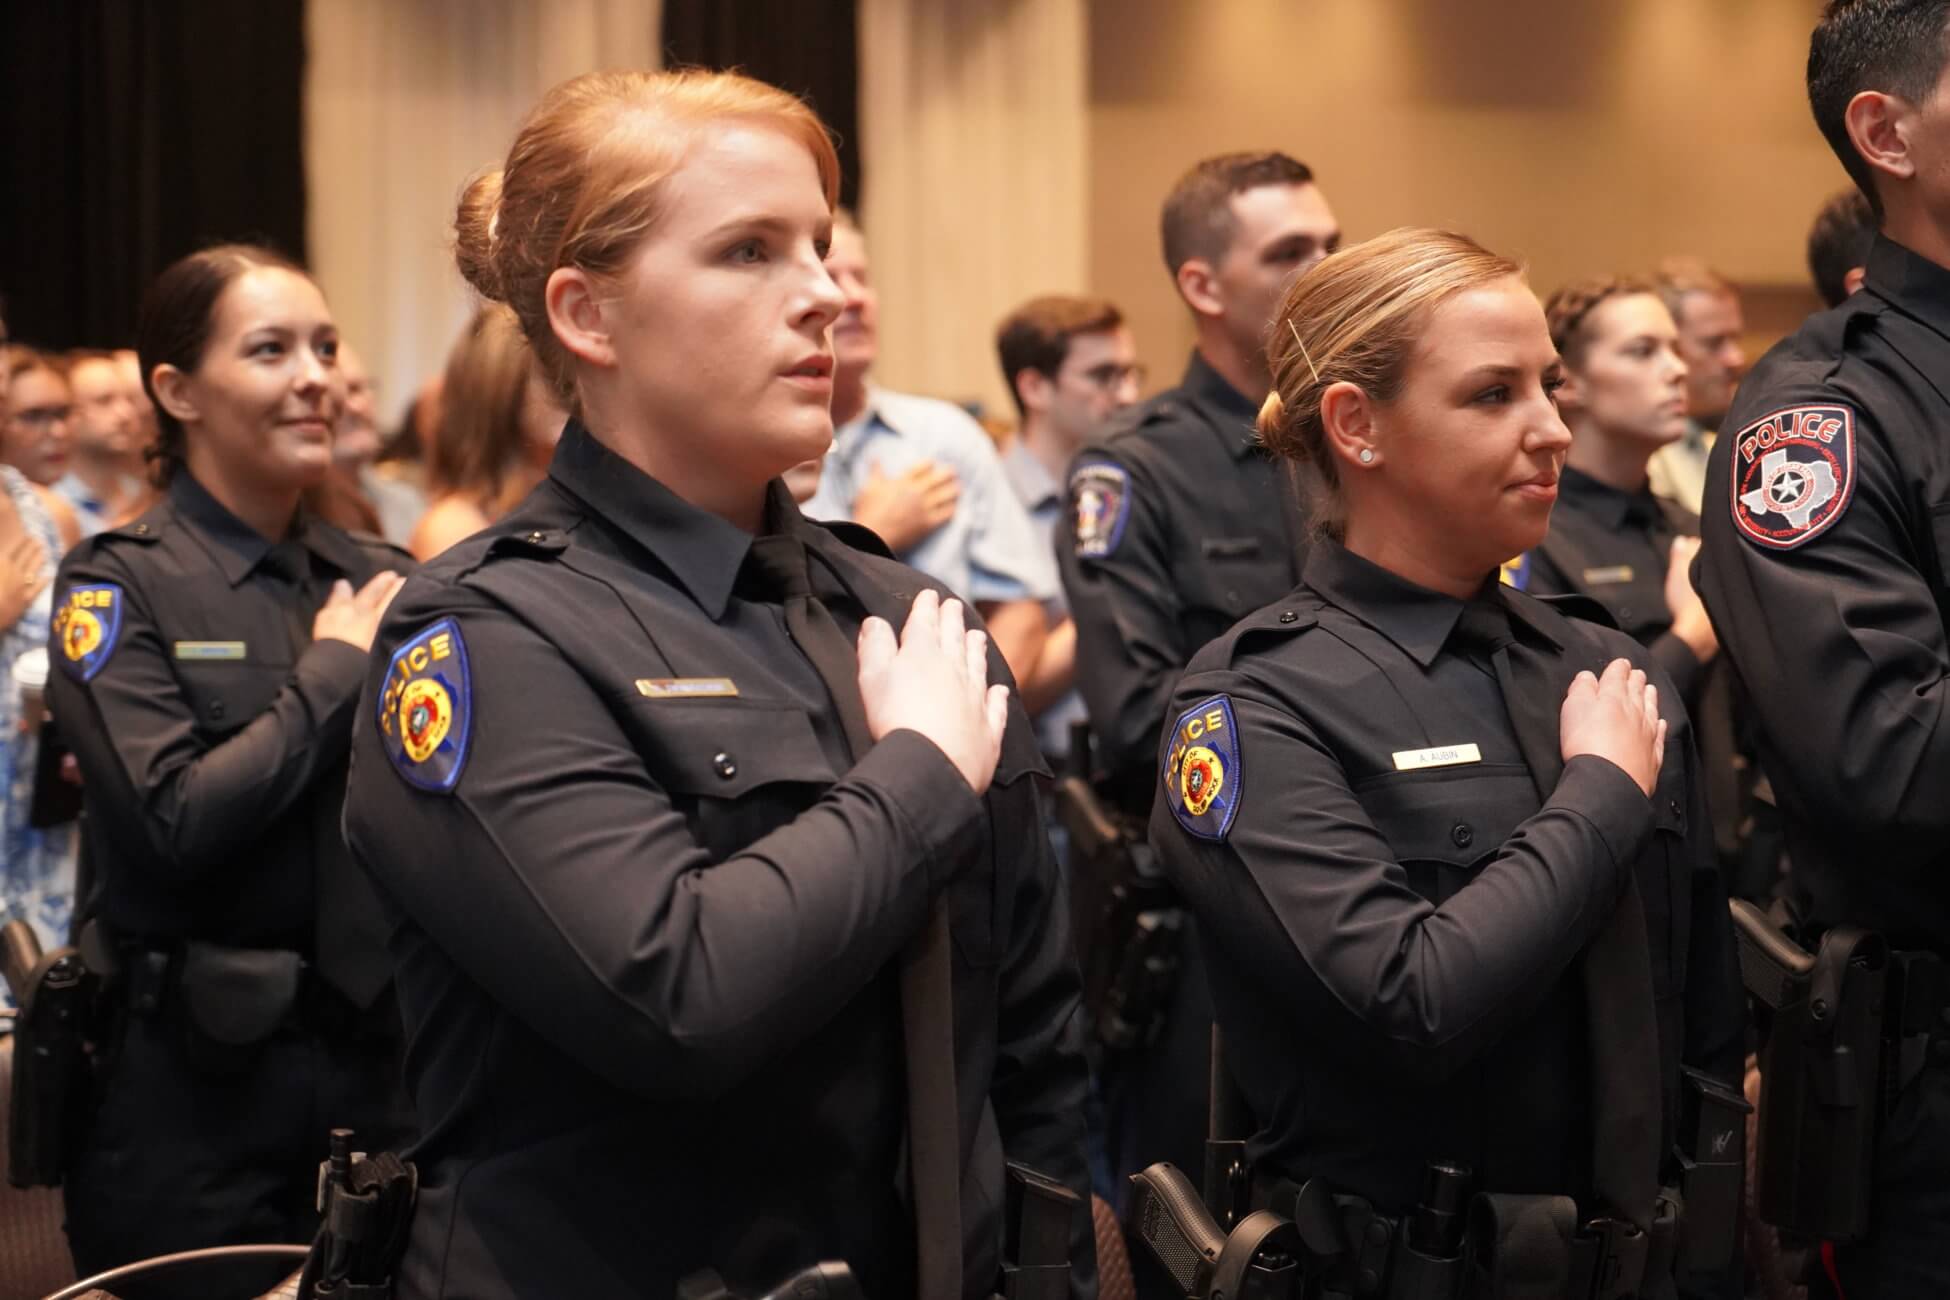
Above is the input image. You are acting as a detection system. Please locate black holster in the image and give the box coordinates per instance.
[6,932,96,1189]
[1054,723,1183,1055]
[174,941,304,1077]
[1729,900,1886,1242]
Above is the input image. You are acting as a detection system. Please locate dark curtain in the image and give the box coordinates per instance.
[0,1,307,351]
[662,0,862,209]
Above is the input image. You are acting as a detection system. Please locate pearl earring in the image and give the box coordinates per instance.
[1358,448,1375,464]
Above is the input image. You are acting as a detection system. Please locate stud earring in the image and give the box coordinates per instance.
[1358,447,1375,465]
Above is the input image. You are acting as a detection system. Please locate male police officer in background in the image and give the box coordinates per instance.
[1055,153,1339,1211]
[1698,1,1950,1293]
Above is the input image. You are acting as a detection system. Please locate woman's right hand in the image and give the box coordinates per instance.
[856,588,1011,793]
[312,571,407,652]
[0,533,48,635]
[1559,657,1666,797]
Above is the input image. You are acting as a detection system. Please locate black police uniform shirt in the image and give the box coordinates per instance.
[1698,235,1950,945]
[341,421,1095,1300]
[47,468,409,958]
[1056,351,1305,813]
[1147,539,1744,1213]
[1517,466,1705,706]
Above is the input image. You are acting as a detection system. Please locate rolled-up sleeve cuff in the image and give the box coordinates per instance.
[852,729,985,886]
[1551,754,1655,876]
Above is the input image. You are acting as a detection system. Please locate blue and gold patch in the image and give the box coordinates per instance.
[1069,462,1131,559]
[1499,553,1530,591]
[53,584,125,682]
[378,617,473,792]
[1162,694,1242,841]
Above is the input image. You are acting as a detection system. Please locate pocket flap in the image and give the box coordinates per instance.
[642,698,839,797]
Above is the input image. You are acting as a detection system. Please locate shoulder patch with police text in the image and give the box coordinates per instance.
[1163,694,1242,841]
[1069,462,1132,559]
[54,584,125,682]
[378,618,474,792]
[1729,404,1855,550]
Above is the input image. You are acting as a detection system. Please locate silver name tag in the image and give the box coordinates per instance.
[1392,743,1482,772]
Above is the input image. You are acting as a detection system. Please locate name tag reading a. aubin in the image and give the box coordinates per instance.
[635,677,740,699]
[174,641,248,661]
[1392,743,1482,772]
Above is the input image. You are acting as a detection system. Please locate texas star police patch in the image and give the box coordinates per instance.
[53,584,125,682]
[378,617,473,792]
[1163,694,1242,841]
[1069,462,1131,559]
[1729,404,1855,550]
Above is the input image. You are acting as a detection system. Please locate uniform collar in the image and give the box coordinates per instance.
[167,469,355,588]
[1180,351,1263,461]
[1864,235,1950,342]
[1303,537,1561,668]
[546,419,759,620]
[1557,465,1662,532]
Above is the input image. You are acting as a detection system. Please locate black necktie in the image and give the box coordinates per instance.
[1449,594,1663,1231]
[741,535,963,1297]
[261,541,393,1009]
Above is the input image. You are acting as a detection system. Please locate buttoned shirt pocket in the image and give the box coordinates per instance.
[173,659,290,737]
[1184,537,1293,629]
[637,698,843,860]
[1351,765,1539,904]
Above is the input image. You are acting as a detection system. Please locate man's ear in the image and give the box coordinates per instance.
[545,267,618,370]
[1015,368,1054,419]
[149,364,200,427]
[1844,88,1917,189]
[1175,257,1226,322]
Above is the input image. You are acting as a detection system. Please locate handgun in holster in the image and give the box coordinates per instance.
[1729,897,1886,1242]
[5,917,97,1189]
[297,1127,419,1299]
[1055,720,1183,1055]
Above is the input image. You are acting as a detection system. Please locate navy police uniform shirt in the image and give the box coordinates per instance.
[47,469,409,960]
[1056,351,1305,814]
[1697,236,1950,945]
[342,420,1095,1300]
[1147,539,1743,1212]
[1519,467,1705,706]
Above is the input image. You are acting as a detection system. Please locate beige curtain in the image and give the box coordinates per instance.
[305,0,661,426]
[857,0,1089,419]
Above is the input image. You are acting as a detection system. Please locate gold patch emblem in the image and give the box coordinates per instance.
[1180,744,1224,817]
[62,607,103,662]
[399,678,453,764]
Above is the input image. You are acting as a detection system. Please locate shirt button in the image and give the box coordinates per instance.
[527,531,544,543]
[209,699,226,720]
[1618,606,1635,623]
[1278,611,1298,624]
[713,752,738,780]
[1669,798,1683,818]
[1451,822,1474,849]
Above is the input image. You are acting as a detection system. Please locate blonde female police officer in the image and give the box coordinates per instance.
[340,71,1094,1300]
[1148,230,1744,1299]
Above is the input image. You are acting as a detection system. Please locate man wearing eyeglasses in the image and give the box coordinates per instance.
[995,296,1142,765]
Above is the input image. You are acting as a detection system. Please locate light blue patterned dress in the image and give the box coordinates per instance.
[0,467,76,979]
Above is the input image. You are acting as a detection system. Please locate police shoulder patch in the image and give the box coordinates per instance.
[1729,403,1855,550]
[1069,461,1132,559]
[377,617,474,792]
[1499,553,1531,591]
[1163,694,1243,842]
[53,584,126,682]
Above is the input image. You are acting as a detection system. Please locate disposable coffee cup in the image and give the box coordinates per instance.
[13,647,48,736]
